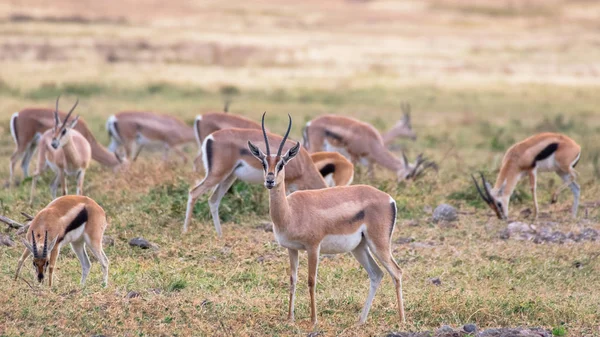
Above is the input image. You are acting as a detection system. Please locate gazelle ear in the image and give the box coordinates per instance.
[248,141,266,160]
[282,142,301,164]
[21,238,34,254]
[46,236,59,253]
[68,115,80,129]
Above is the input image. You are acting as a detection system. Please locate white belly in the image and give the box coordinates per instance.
[61,222,86,244]
[274,228,305,251]
[324,140,351,160]
[535,154,556,172]
[320,224,365,254]
[234,160,264,183]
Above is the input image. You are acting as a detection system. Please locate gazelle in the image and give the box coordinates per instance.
[9,106,123,186]
[106,111,195,162]
[248,113,405,325]
[381,102,417,144]
[310,151,354,187]
[9,195,109,287]
[30,97,91,204]
[184,125,337,236]
[472,132,581,220]
[303,114,435,180]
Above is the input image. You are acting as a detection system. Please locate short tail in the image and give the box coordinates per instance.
[302,121,311,149]
[193,115,203,147]
[10,112,19,145]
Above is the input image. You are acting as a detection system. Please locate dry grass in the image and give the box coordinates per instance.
[0,1,600,336]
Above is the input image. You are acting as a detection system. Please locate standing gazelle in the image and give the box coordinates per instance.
[303,114,435,180]
[30,97,91,204]
[8,195,110,287]
[473,132,581,220]
[248,113,405,325]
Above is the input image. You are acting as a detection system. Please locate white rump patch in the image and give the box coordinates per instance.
[320,224,366,254]
[10,112,18,145]
[193,115,203,147]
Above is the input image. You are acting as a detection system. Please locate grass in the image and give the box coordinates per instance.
[1,0,600,336]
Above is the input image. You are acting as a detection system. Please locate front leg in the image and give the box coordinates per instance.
[76,170,85,195]
[14,248,31,280]
[287,248,299,322]
[528,170,538,219]
[60,171,67,196]
[48,247,60,287]
[307,246,320,326]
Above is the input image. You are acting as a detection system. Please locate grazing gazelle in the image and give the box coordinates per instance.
[30,97,92,204]
[9,107,122,186]
[303,114,435,180]
[106,111,195,162]
[248,113,405,325]
[10,195,109,287]
[472,132,581,220]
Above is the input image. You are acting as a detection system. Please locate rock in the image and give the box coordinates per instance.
[128,237,157,250]
[505,222,536,241]
[410,241,437,249]
[580,228,599,241]
[432,204,458,223]
[0,234,15,247]
[427,277,441,286]
[125,291,140,299]
[463,323,477,333]
[436,325,456,336]
[102,235,115,247]
[479,327,551,337]
[262,222,273,232]
[405,220,419,227]
[395,237,414,245]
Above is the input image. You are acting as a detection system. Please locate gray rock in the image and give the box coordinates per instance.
[479,327,551,337]
[125,291,140,299]
[437,325,454,333]
[395,237,415,244]
[427,277,442,286]
[263,222,273,232]
[0,234,15,247]
[463,323,477,333]
[432,204,458,223]
[580,228,599,241]
[102,235,115,247]
[128,237,157,250]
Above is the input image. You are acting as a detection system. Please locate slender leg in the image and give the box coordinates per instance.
[351,240,384,324]
[14,248,31,280]
[367,241,405,324]
[21,141,37,178]
[307,246,320,326]
[48,246,61,287]
[60,171,67,196]
[569,180,580,218]
[71,240,91,285]
[287,248,299,322]
[29,175,39,205]
[9,150,22,188]
[183,176,221,233]
[162,144,170,161]
[76,170,85,195]
[85,236,109,286]
[171,146,188,164]
[551,171,575,204]
[50,173,60,200]
[528,170,538,219]
[208,173,237,237]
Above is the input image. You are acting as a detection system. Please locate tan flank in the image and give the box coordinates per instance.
[5,195,109,287]
[106,111,195,162]
[310,151,354,187]
[9,106,122,186]
[473,132,581,220]
[247,113,405,326]
[30,97,92,204]
[303,114,435,181]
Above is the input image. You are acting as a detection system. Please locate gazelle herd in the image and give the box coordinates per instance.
[1,96,584,327]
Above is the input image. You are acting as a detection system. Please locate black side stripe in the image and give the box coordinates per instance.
[60,207,88,242]
[205,138,214,172]
[532,143,558,168]
[113,120,121,140]
[319,163,335,177]
[324,130,343,142]
[350,210,365,223]
[389,201,397,238]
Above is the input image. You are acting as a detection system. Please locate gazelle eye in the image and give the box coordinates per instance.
[61,129,66,136]
[276,162,284,172]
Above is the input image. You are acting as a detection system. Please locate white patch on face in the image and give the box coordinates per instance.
[320,224,366,254]
[535,153,556,172]
[234,160,265,183]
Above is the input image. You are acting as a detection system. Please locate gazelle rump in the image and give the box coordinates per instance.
[30,97,92,204]
[9,107,122,186]
[183,127,328,236]
[248,113,405,325]
[303,114,435,180]
[106,111,195,162]
[310,151,354,186]
[473,132,581,220]
[12,195,109,287]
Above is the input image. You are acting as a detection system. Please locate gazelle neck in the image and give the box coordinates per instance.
[61,136,80,164]
[268,175,292,231]
[494,160,521,198]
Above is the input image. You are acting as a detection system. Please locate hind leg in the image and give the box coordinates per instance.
[367,239,405,324]
[183,175,223,233]
[208,173,237,237]
[551,171,576,204]
[352,240,384,324]
[71,240,91,285]
[9,150,22,187]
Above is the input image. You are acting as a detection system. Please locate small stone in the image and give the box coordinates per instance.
[436,325,454,334]
[256,256,265,263]
[0,234,15,247]
[263,222,273,232]
[463,323,477,333]
[405,220,419,227]
[432,204,458,223]
[573,261,583,269]
[128,237,157,250]
[427,277,441,286]
[102,235,115,247]
[395,237,414,245]
[125,291,140,299]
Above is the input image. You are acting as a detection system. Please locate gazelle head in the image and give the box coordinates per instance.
[248,113,300,190]
[21,230,58,283]
[472,173,509,220]
[399,152,438,181]
[393,102,417,141]
[51,96,80,150]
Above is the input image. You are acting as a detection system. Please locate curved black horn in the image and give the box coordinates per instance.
[42,230,48,258]
[54,95,61,127]
[62,98,79,128]
[277,114,292,157]
[261,112,270,156]
[31,230,39,258]
[471,173,490,204]
[479,172,495,204]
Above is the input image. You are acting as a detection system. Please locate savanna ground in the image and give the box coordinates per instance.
[1,0,600,336]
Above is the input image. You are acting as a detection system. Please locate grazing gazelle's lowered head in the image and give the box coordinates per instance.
[248,113,406,326]
[473,132,581,220]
